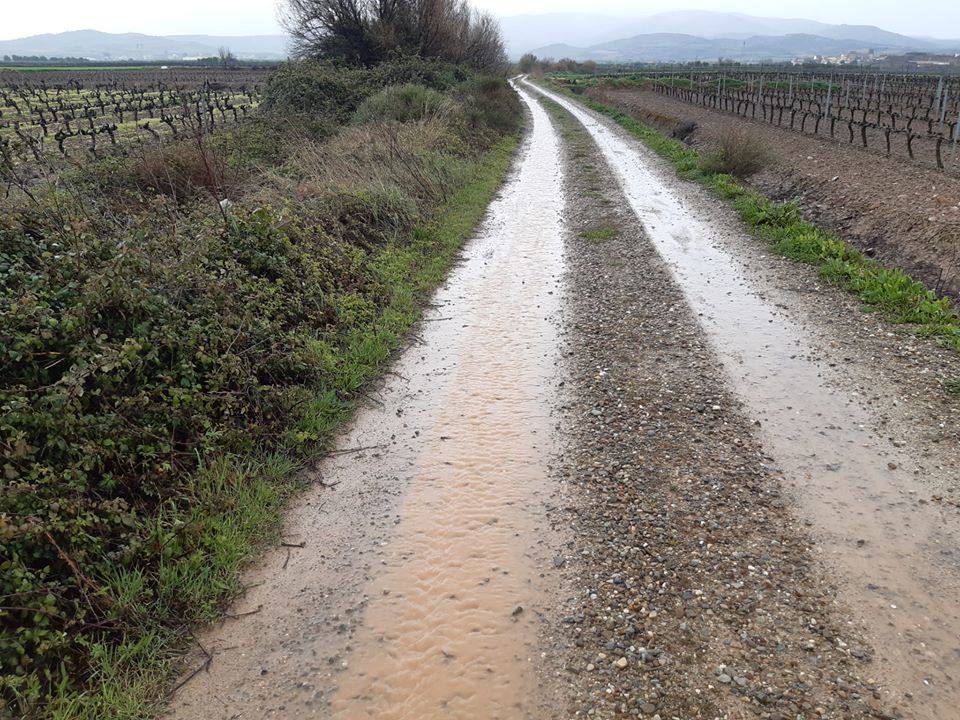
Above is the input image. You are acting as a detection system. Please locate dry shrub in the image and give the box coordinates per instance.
[128,141,239,202]
[283,0,507,73]
[248,118,465,253]
[260,117,464,209]
[672,120,697,142]
[702,127,773,178]
[459,75,522,137]
[249,117,474,256]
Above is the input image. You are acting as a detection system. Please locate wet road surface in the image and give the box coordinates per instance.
[327,83,566,720]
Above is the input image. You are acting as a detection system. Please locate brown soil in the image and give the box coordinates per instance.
[589,86,960,298]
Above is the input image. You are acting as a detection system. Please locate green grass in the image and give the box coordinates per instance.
[580,227,617,242]
[946,378,960,395]
[544,81,960,356]
[31,132,519,720]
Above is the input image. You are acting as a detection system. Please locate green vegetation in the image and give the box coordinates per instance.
[545,81,960,354]
[1,58,521,719]
[580,227,618,242]
[353,83,454,124]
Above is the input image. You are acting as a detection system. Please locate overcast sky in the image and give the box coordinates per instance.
[3,0,959,41]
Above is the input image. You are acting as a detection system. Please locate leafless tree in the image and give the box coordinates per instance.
[283,0,378,65]
[218,46,237,68]
[281,0,506,72]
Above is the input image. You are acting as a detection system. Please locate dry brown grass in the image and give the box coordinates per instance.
[256,118,463,207]
[128,140,240,202]
[701,126,773,178]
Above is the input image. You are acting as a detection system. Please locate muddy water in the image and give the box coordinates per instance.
[527,80,960,717]
[167,83,565,720]
[328,83,565,719]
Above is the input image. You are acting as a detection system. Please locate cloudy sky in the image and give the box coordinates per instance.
[3,0,959,41]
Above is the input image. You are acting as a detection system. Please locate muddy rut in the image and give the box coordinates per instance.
[165,81,960,720]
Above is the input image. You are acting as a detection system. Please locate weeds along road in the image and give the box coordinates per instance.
[166,80,960,720]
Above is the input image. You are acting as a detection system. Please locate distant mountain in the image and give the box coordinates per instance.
[531,31,946,64]
[499,14,644,59]
[607,11,926,47]
[503,10,958,60]
[164,35,289,58]
[0,30,289,61]
[535,34,717,64]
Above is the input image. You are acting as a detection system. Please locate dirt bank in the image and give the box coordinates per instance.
[589,86,960,298]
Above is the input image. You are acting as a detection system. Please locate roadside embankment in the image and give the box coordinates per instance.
[0,60,521,719]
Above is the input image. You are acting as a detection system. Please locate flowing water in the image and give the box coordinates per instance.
[527,79,960,717]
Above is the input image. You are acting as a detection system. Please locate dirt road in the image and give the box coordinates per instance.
[165,80,960,720]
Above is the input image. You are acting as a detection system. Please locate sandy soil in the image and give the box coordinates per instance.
[589,86,960,298]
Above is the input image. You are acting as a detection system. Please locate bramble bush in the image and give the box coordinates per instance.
[0,199,373,711]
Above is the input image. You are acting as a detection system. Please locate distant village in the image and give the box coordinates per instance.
[801,49,960,69]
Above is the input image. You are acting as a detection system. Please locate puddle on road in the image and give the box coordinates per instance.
[529,80,960,717]
[328,83,565,720]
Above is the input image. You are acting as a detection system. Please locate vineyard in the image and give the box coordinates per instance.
[558,70,960,173]
[0,68,269,179]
